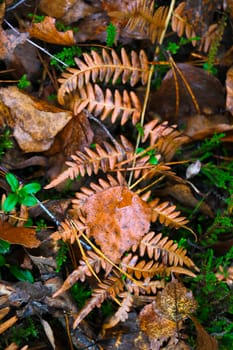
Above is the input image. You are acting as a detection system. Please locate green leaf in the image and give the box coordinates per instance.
[9,265,34,283]
[3,193,18,212]
[21,195,38,207]
[0,239,10,254]
[0,254,6,266]
[22,182,41,195]
[5,173,19,192]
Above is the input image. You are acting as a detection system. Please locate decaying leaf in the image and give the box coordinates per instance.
[149,63,225,125]
[39,0,101,24]
[0,221,40,248]
[28,16,75,45]
[156,280,197,322]
[190,315,218,350]
[139,301,177,340]
[82,186,151,263]
[0,86,72,152]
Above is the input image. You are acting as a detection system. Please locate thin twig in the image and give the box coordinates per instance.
[3,19,69,67]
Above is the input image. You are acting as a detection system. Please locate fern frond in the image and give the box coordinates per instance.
[71,83,141,125]
[126,279,165,295]
[45,138,131,189]
[125,3,169,43]
[171,2,197,45]
[53,250,113,297]
[149,198,189,228]
[73,275,124,328]
[72,173,127,209]
[134,232,197,270]
[142,119,186,161]
[57,48,149,104]
[102,292,133,330]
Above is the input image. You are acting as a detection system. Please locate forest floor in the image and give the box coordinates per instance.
[0,1,233,349]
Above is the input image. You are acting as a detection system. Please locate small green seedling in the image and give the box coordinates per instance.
[17,74,31,89]
[3,173,41,212]
[106,22,117,47]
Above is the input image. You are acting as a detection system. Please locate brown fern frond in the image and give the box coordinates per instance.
[73,275,124,328]
[50,217,86,244]
[134,232,197,270]
[57,48,149,105]
[53,250,113,297]
[171,2,197,45]
[102,292,133,330]
[72,173,127,209]
[71,83,141,125]
[45,138,132,189]
[125,2,169,44]
[126,279,165,295]
[142,119,186,161]
[149,198,189,228]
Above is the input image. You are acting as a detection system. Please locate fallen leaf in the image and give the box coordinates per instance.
[139,301,177,340]
[190,316,218,350]
[0,86,72,152]
[39,0,100,24]
[40,319,55,349]
[83,186,151,263]
[28,16,75,45]
[0,28,28,61]
[0,221,40,248]
[155,183,214,217]
[149,64,225,126]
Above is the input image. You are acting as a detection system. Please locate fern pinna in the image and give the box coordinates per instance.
[45,1,199,345]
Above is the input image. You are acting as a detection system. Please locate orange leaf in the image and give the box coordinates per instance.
[83,186,151,263]
[28,16,75,45]
[190,316,218,350]
[0,221,40,248]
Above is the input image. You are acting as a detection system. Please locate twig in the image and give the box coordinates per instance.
[3,19,69,67]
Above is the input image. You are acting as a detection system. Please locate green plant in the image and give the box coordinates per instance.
[106,22,117,47]
[55,21,79,33]
[71,282,92,309]
[11,317,39,345]
[0,128,13,159]
[56,240,69,272]
[166,36,200,54]
[27,13,45,23]
[191,248,233,349]
[0,240,34,282]
[17,74,31,89]
[3,172,41,212]
[50,46,82,68]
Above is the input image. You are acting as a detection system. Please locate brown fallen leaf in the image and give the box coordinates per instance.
[0,315,18,335]
[149,63,225,126]
[83,186,151,263]
[0,86,72,152]
[155,183,214,217]
[28,16,75,45]
[190,315,218,350]
[0,221,40,248]
[39,0,101,24]
[0,27,28,61]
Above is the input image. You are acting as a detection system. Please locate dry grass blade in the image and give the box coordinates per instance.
[71,83,141,125]
[57,48,149,105]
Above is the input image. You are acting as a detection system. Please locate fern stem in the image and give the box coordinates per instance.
[128,0,176,187]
